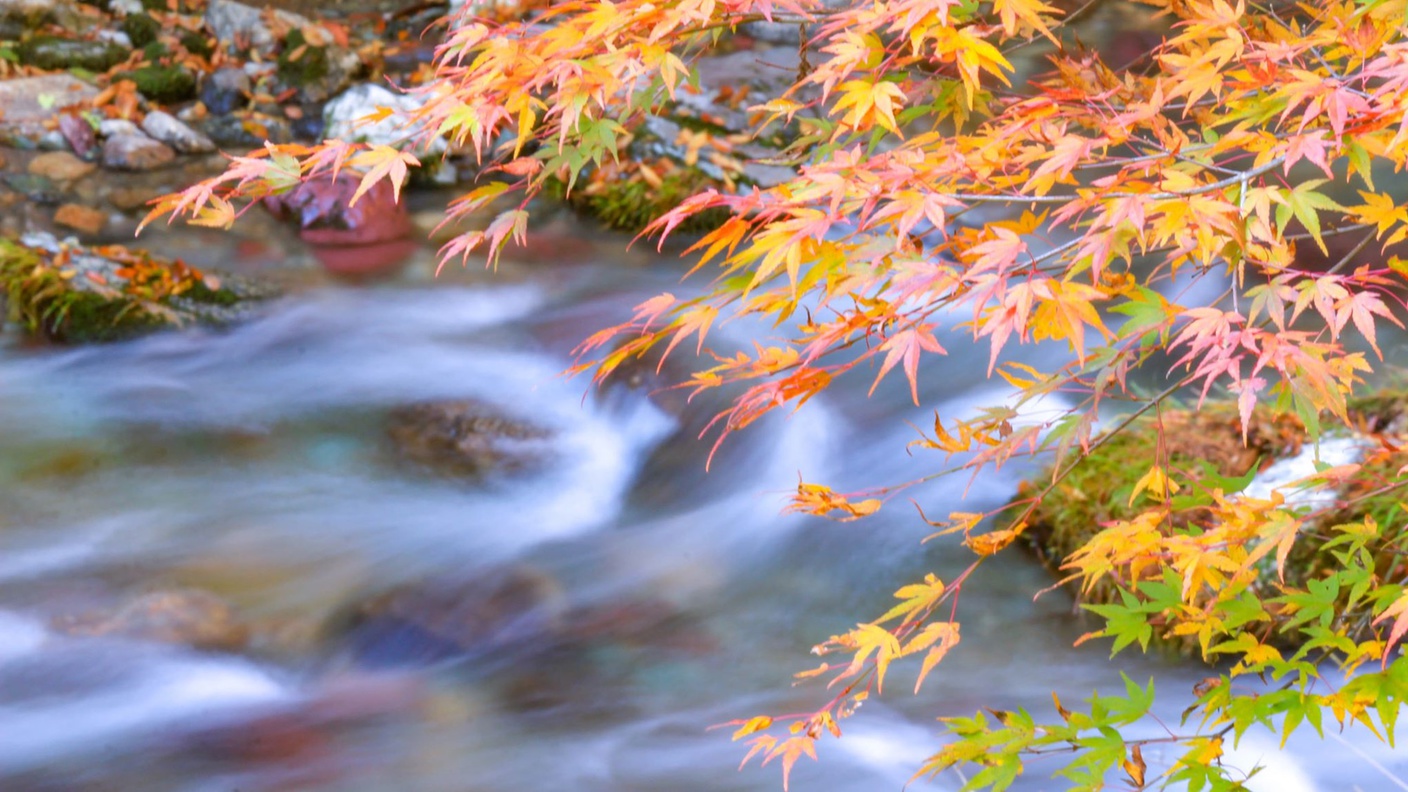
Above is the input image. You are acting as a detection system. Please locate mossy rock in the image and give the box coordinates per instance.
[121,12,160,49]
[114,64,196,103]
[1012,398,1408,656]
[548,167,733,234]
[0,235,268,343]
[275,27,329,89]
[17,35,128,71]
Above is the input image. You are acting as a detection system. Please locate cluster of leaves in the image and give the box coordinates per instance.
[147,0,1408,787]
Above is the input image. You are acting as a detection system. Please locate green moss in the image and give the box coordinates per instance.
[17,35,127,71]
[1012,398,1408,657]
[553,168,734,234]
[114,64,195,102]
[121,12,160,49]
[0,239,250,343]
[180,31,212,58]
[276,27,329,88]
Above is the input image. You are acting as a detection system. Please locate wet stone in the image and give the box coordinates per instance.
[102,133,176,171]
[384,400,553,479]
[200,66,250,116]
[2,172,63,204]
[57,113,97,159]
[53,203,107,235]
[98,118,141,138]
[332,567,565,670]
[54,587,251,651]
[28,150,97,182]
[202,112,293,147]
[140,110,216,154]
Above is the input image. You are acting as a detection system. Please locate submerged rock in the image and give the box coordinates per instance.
[0,232,271,342]
[385,399,554,479]
[52,587,251,652]
[262,171,412,246]
[28,150,97,182]
[331,566,566,670]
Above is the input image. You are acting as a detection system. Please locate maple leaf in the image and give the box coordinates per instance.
[1372,590,1408,668]
[870,323,947,404]
[348,145,421,206]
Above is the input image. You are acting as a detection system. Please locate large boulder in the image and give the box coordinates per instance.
[262,171,413,247]
[0,75,99,145]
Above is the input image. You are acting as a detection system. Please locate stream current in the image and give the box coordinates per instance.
[0,208,1403,791]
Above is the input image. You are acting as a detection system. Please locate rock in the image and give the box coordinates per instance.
[120,10,159,48]
[102,133,176,171]
[275,30,361,105]
[1,172,62,203]
[384,400,554,478]
[205,0,318,54]
[98,118,141,138]
[53,202,107,234]
[331,567,566,669]
[262,172,413,246]
[200,66,250,116]
[0,0,69,28]
[54,587,251,651]
[36,129,68,150]
[323,84,446,156]
[57,113,97,159]
[107,185,159,211]
[1,232,267,342]
[28,150,97,182]
[17,35,128,71]
[114,65,197,103]
[140,110,216,154]
[202,112,293,147]
[0,75,99,142]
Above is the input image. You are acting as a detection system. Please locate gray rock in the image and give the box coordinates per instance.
[37,129,68,151]
[202,113,293,148]
[102,133,176,171]
[0,0,70,28]
[324,84,446,156]
[386,400,553,478]
[200,66,251,116]
[140,110,216,154]
[0,75,99,142]
[98,118,141,138]
[205,0,318,54]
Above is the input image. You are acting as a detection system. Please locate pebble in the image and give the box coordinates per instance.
[141,110,217,154]
[98,118,141,138]
[28,150,97,182]
[53,203,108,235]
[102,134,176,171]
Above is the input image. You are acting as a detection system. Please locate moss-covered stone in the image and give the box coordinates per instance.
[0,235,264,343]
[17,35,127,71]
[113,64,196,103]
[276,27,329,89]
[121,12,160,49]
[550,166,734,234]
[1012,397,1408,656]
[180,31,213,58]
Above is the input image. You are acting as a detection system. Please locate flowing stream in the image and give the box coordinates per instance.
[0,205,1404,792]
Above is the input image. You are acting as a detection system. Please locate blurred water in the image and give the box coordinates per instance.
[0,221,1402,792]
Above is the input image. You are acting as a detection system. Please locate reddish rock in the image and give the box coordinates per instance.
[262,172,412,247]
[309,238,419,278]
[57,113,97,159]
[29,150,96,182]
[53,203,107,235]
